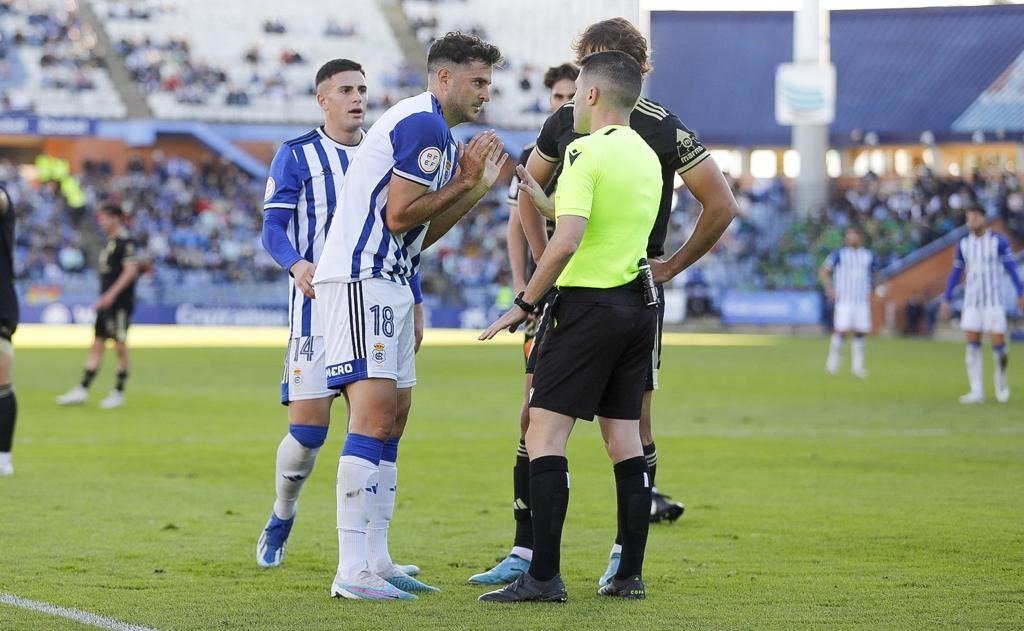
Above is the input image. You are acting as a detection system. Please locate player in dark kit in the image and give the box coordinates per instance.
[0,184,18,477]
[514,18,738,587]
[57,204,140,409]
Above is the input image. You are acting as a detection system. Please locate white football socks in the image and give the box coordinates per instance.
[994,346,1009,393]
[367,459,398,575]
[273,433,320,520]
[826,333,842,373]
[852,337,866,374]
[337,455,378,579]
[965,343,983,396]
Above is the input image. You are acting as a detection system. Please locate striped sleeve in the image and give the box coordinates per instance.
[264,144,303,211]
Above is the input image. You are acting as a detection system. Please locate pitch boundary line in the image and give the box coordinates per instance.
[0,592,157,631]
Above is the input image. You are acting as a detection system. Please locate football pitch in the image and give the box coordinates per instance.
[1,333,1022,629]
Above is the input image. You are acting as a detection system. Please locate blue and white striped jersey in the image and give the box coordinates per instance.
[313,91,458,287]
[264,126,360,338]
[954,231,1015,309]
[824,246,874,304]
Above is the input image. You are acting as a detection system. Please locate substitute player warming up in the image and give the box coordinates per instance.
[941,206,1024,404]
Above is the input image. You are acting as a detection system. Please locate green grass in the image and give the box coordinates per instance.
[1,337,1022,630]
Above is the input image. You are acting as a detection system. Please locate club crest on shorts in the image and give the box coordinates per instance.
[372,342,386,365]
[292,368,302,385]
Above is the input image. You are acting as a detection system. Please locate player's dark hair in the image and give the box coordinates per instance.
[315,58,365,87]
[579,50,643,110]
[427,32,502,70]
[573,17,651,75]
[98,203,125,219]
[965,204,985,216]
[543,63,579,90]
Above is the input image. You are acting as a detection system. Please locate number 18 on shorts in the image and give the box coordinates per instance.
[318,278,417,390]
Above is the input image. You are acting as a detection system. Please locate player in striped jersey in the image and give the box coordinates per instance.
[256,59,423,581]
[819,227,875,378]
[311,33,508,601]
[941,206,1024,404]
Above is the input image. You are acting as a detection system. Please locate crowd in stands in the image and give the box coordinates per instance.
[0,0,110,112]
[2,155,278,289]
[5,149,1023,314]
[653,167,1024,307]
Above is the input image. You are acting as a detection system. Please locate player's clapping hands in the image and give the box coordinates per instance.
[456,130,508,190]
[290,259,316,299]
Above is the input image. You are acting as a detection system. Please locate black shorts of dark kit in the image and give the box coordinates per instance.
[529,280,657,421]
[524,288,559,374]
[94,305,133,342]
[0,318,16,341]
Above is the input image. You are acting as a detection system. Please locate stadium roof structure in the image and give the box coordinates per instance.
[648,5,1024,147]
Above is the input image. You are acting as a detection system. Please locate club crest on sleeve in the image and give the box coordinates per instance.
[264,177,275,201]
[418,147,442,174]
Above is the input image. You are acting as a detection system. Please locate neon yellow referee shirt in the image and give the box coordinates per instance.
[553,124,661,288]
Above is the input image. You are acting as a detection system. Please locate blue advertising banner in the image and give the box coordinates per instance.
[720,291,822,326]
[0,116,97,137]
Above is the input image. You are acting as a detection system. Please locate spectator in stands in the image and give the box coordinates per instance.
[262,19,286,34]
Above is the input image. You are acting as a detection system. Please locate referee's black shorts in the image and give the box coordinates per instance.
[529,280,657,421]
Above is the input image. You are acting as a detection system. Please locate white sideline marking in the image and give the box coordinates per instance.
[0,592,157,631]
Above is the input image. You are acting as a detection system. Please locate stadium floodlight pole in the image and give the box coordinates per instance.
[790,0,830,216]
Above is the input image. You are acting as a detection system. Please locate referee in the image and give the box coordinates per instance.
[479,51,660,602]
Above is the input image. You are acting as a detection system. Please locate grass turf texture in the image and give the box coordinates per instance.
[1,336,1022,630]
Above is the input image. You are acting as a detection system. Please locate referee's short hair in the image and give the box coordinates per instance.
[579,50,643,110]
[315,58,365,87]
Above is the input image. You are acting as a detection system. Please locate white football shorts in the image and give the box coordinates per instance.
[280,335,335,404]
[833,301,871,333]
[960,306,1007,335]
[316,278,416,389]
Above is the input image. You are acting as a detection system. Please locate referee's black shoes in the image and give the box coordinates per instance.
[597,574,646,600]
[478,573,568,603]
[651,490,685,523]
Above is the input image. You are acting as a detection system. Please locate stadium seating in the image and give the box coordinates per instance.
[92,0,409,123]
[400,0,637,129]
[0,0,126,118]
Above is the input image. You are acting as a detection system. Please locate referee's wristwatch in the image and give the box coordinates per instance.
[514,291,538,314]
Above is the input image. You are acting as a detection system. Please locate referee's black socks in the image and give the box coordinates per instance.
[614,456,652,580]
[528,455,569,582]
[0,383,15,453]
[512,440,533,552]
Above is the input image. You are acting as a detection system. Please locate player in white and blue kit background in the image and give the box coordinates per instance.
[256,59,432,576]
[942,206,1024,404]
[820,227,875,378]
[311,33,508,601]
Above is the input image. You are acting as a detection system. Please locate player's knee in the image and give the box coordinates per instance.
[0,338,13,360]
[288,424,328,449]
